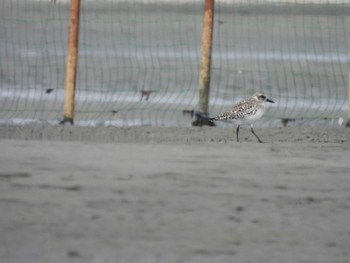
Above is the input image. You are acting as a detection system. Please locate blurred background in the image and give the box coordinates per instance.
[0,0,349,127]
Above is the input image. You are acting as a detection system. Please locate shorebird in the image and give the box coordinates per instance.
[210,91,274,143]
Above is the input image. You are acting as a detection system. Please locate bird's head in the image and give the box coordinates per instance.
[253,91,274,103]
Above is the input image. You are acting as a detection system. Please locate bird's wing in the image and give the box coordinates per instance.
[213,99,257,121]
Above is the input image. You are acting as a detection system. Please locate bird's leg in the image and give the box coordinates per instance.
[250,125,263,143]
[236,125,240,142]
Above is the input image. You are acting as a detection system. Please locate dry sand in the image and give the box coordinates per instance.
[1,124,350,263]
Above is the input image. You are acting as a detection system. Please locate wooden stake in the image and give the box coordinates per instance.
[347,71,350,127]
[198,0,215,116]
[62,0,81,125]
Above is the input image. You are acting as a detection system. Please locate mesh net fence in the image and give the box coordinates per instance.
[0,0,349,127]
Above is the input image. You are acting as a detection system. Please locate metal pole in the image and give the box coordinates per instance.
[198,0,215,116]
[347,71,350,127]
[62,0,81,125]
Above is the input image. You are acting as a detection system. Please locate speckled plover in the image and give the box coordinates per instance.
[210,91,274,143]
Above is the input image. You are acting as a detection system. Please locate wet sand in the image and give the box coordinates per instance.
[1,125,350,263]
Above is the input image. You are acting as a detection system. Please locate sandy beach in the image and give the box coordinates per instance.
[1,0,350,261]
[1,125,350,263]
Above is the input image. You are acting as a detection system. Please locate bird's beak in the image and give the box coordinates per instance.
[267,98,274,103]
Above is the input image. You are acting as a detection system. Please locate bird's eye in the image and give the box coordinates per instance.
[259,95,266,100]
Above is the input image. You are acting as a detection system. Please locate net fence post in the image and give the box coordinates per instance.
[61,0,81,125]
[347,71,350,127]
[198,0,215,117]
